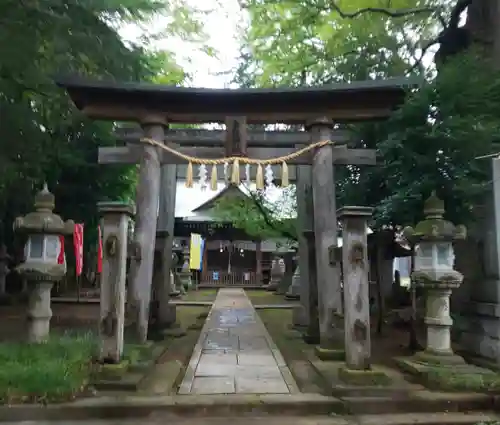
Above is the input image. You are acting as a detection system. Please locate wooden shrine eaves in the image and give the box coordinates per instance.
[56,76,419,124]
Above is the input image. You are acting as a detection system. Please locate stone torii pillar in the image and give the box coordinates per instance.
[155,138,177,328]
[129,115,164,344]
[309,117,344,360]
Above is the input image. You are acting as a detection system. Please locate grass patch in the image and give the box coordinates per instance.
[245,289,298,306]
[181,289,218,303]
[0,332,96,404]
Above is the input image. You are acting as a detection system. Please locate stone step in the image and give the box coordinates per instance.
[355,412,500,425]
[2,392,499,422]
[341,392,497,414]
[0,394,345,422]
[330,385,419,398]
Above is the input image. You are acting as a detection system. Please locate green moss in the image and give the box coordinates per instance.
[314,346,345,361]
[424,368,500,392]
[338,366,392,386]
[99,361,130,379]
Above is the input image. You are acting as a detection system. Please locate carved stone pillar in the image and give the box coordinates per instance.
[129,115,164,343]
[338,207,372,370]
[98,202,135,363]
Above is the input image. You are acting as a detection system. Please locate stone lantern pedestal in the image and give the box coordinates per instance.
[13,184,74,343]
[285,265,301,300]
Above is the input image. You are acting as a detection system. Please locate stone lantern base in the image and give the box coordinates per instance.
[24,276,59,344]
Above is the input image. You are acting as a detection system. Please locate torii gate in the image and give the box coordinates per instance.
[57,77,413,349]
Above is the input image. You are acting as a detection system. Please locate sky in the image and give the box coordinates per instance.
[121,0,251,217]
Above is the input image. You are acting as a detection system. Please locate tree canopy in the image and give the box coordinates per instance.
[216,0,500,237]
[0,0,209,254]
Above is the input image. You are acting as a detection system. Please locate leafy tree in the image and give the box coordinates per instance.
[0,0,207,264]
[218,0,500,235]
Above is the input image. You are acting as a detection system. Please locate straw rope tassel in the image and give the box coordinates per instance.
[231,158,240,185]
[210,164,218,191]
[281,162,289,187]
[256,164,264,189]
[186,161,194,188]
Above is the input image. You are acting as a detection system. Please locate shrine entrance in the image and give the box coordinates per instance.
[57,77,412,356]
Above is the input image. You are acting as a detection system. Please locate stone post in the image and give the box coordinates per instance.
[292,163,314,330]
[338,207,372,370]
[0,245,9,297]
[98,202,135,363]
[129,115,164,343]
[308,117,343,359]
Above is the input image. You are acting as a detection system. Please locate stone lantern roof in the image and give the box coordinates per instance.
[13,184,74,235]
[403,192,466,243]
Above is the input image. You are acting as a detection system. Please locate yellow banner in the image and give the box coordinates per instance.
[189,233,202,270]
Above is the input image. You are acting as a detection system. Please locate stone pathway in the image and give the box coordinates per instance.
[178,288,298,395]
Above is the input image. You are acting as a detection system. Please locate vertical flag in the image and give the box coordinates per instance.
[189,233,203,270]
[57,236,65,265]
[73,224,84,276]
[97,225,103,274]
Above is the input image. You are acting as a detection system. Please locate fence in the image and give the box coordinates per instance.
[200,270,264,287]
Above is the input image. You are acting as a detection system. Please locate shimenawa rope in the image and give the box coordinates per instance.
[140,137,336,190]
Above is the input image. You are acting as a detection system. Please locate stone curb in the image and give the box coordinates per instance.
[0,394,344,422]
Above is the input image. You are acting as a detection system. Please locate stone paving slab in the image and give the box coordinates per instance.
[178,288,298,395]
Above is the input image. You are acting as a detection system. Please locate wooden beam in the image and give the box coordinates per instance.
[114,127,353,147]
[98,145,376,166]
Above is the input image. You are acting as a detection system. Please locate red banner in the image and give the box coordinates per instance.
[73,224,84,276]
[97,225,103,274]
[57,236,65,265]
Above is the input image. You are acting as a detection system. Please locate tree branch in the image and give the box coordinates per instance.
[246,187,298,242]
[328,1,446,27]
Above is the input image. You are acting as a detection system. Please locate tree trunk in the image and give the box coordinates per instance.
[466,0,500,64]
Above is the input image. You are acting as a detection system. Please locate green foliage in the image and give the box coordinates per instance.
[0,0,203,254]
[233,0,500,230]
[0,333,96,403]
[212,185,297,241]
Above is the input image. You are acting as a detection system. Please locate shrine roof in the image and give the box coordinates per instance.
[56,76,419,124]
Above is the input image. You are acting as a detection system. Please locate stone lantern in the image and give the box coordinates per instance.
[402,191,466,364]
[267,250,285,292]
[13,184,74,343]
[179,244,191,292]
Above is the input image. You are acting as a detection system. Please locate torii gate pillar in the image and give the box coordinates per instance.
[129,115,164,343]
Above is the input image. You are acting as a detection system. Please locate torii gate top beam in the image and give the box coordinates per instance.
[56,76,418,124]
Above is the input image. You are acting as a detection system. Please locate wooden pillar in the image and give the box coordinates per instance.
[156,149,177,327]
[130,116,164,343]
[98,202,135,363]
[292,161,317,336]
[338,206,372,370]
[256,240,262,285]
[308,117,343,355]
